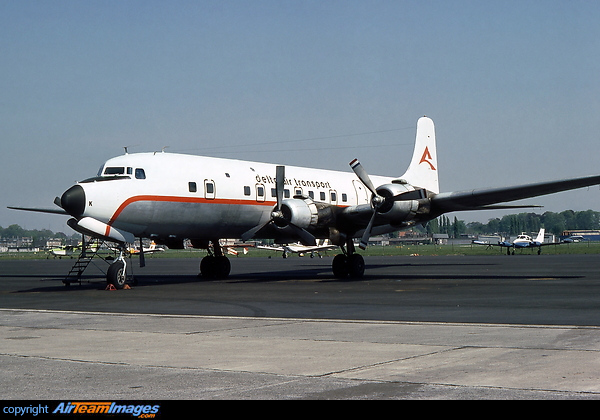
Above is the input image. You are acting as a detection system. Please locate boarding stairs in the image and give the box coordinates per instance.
[63,239,112,286]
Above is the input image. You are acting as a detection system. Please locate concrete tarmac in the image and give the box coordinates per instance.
[1,254,599,399]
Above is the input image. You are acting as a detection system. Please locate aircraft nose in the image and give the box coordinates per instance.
[60,185,86,217]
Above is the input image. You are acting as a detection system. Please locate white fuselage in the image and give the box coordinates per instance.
[77,152,404,242]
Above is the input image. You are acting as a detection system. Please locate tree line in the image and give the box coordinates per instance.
[426,210,600,237]
[0,224,79,247]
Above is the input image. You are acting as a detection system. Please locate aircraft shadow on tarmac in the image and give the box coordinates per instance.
[5,259,582,293]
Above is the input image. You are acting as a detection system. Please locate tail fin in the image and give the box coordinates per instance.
[535,228,545,243]
[399,116,439,194]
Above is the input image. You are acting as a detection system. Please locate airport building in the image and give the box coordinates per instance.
[560,230,600,241]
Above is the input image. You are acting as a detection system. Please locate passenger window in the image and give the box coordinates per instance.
[256,185,265,202]
[320,192,326,201]
[284,189,290,198]
[189,182,197,193]
[204,180,216,199]
[308,191,314,199]
[244,186,251,196]
[342,193,347,203]
[135,168,146,179]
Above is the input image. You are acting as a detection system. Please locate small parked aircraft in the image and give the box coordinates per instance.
[257,240,337,258]
[47,244,81,259]
[475,228,560,254]
[128,241,164,255]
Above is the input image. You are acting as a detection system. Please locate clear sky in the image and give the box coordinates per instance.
[1,0,599,233]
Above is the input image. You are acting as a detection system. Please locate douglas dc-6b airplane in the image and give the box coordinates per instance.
[9,117,600,288]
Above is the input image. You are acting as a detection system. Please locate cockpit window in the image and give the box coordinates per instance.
[135,168,146,179]
[104,167,125,175]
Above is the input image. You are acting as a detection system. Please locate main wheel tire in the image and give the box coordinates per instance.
[107,260,126,289]
[200,255,216,278]
[332,254,348,279]
[214,256,231,279]
[200,255,231,279]
[347,254,365,278]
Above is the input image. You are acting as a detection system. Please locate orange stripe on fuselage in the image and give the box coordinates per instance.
[107,195,276,228]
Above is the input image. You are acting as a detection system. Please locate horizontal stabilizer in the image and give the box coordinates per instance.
[7,206,68,215]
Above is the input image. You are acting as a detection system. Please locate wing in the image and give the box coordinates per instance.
[430,175,600,213]
[472,241,512,248]
[256,245,286,252]
[287,244,338,253]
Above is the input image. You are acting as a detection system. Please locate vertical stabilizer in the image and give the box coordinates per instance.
[535,228,545,243]
[399,116,439,194]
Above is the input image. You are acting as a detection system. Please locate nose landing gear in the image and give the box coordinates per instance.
[106,249,129,289]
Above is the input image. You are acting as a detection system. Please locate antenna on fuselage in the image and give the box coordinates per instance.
[154,146,169,155]
[123,145,139,155]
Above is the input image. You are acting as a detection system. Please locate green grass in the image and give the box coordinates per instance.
[3,241,600,260]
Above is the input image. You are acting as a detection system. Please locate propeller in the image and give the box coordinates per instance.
[241,166,317,246]
[349,158,426,250]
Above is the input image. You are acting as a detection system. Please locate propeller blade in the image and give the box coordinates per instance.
[349,159,378,195]
[359,211,377,250]
[241,221,268,241]
[139,238,146,268]
[289,224,317,246]
[275,165,285,211]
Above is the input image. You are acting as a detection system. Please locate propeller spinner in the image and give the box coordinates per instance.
[349,159,426,250]
[241,166,317,246]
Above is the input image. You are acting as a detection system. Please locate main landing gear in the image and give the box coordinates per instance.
[199,241,231,279]
[332,239,365,279]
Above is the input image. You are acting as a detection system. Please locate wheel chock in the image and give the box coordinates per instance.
[105,284,132,291]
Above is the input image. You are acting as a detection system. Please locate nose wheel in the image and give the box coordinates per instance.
[107,260,127,289]
[106,249,129,289]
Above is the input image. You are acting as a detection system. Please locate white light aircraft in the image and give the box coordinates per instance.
[475,228,559,254]
[10,117,600,288]
[257,240,337,258]
[47,244,81,259]
[128,241,164,255]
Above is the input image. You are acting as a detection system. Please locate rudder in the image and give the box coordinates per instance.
[399,116,439,194]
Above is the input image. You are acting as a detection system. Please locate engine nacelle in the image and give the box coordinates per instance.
[280,198,319,229]
[67,217,135,244]
[374,184,420,223]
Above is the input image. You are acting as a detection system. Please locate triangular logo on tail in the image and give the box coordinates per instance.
[419,146,436,170]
